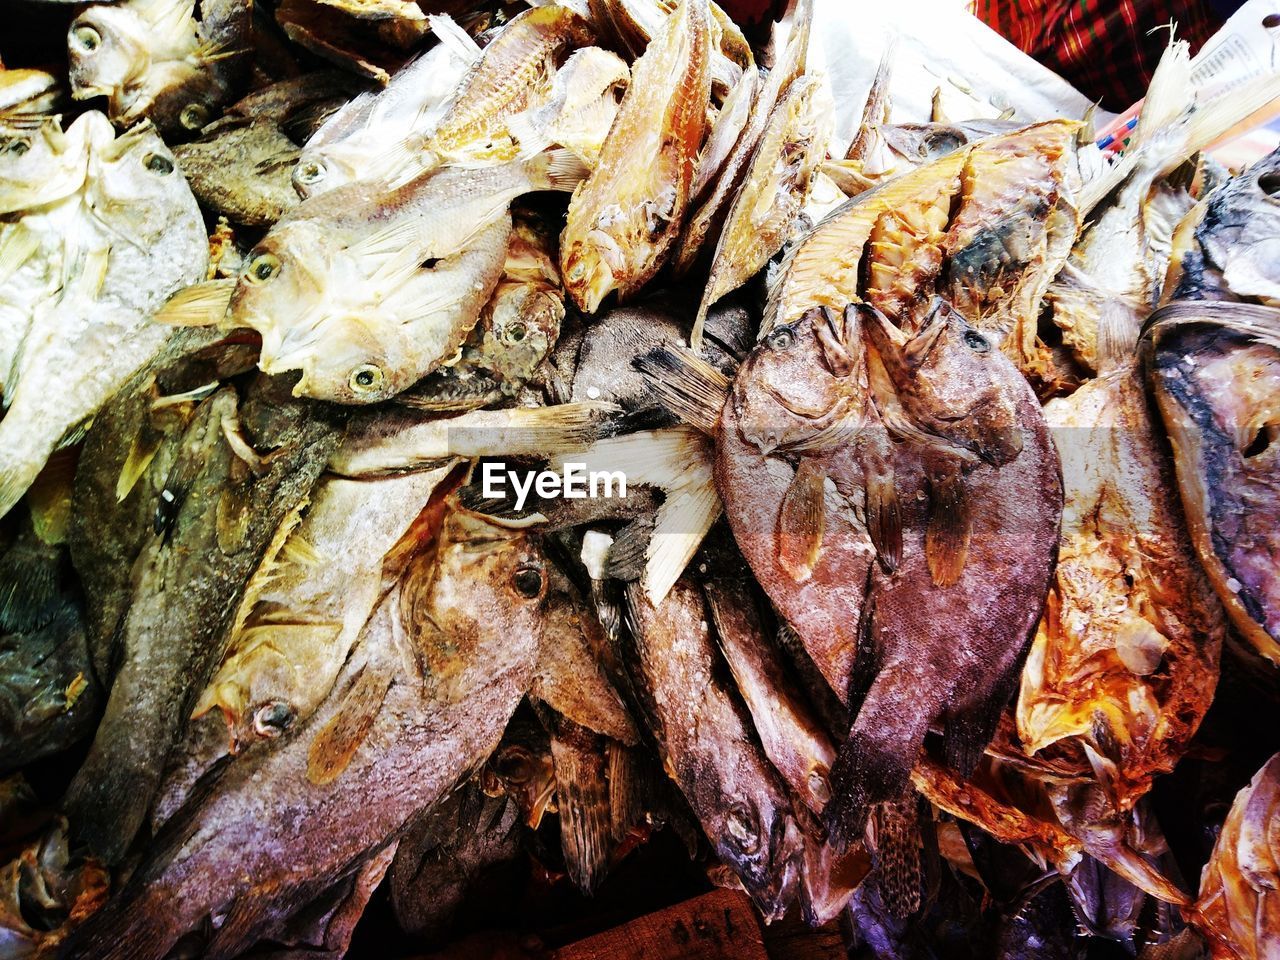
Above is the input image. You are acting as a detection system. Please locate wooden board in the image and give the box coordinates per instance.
[555,890,769,960]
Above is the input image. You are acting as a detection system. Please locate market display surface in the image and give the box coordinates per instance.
[1,0,1279,957]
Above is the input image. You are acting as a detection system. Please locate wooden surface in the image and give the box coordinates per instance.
[555,890,769,960]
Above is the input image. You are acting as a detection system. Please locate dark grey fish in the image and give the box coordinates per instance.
[63,352,347,864]
[623,576,804,921]
[0,527,100,773]
[389,781,522,945]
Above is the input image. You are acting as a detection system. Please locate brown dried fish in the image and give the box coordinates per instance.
[1192,753,1280,958]
[560,0,710,313]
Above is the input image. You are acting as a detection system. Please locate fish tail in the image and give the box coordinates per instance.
[825,668,934,852]
[550,724,614,895]
[526,148,590,193]
[0,531,59,633]
[940,662,1022,779]
[57,885,175,960]
[870,798,922,919]
[153,279,236,326]
[0,444,45,523]
[633,344,731,434]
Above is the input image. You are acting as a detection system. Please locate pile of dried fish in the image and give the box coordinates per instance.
[2,1,1280,957]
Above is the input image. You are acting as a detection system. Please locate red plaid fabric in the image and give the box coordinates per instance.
[973,0,1224,108]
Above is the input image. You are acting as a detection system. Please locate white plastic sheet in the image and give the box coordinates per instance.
[806,0,1105,156]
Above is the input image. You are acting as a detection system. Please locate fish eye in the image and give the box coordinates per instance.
[767,326,796,351]
[963,329,990,353]
[143,152,173,175]
[808,770,832,804]
[503,321,528,344]
[726,803,761,854]
[253,701,294,737]
[5,139,30,156]
[922,130,964,156]
[295,160,325,184]
[179,103,210,131]
[244,253,280,284]
[348,364,385,394]
[71,24,101,52]
[513,566,543,599]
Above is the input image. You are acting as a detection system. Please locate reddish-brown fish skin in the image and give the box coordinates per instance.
[59,496,549,960]
[825,306,1063,849]
[624,577,804,922]
[1193,752,1280,958]
[714,307,881,700]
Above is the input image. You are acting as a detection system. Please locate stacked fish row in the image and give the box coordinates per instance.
[2,0,1280,957]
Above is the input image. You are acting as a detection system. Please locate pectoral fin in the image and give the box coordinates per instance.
[777,459,826,582]
[865,467,901,574]
[306,665,394,787]
[925,467,971,587]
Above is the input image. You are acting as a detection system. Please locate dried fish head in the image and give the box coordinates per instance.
[67,3,160,115]
[68,0,250,134]
[228,157,583,404]
[0,112,110,214]
[481,717,557,828]
[862,300,1023,466]
[87,122,192,243]
[731,305,863,455]
[560,0,710,312]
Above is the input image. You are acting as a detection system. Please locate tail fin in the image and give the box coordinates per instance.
[870,798,923,919]
[634,344,731,434]
[825,664,934,851]
[527,148,590,193]
[549,721,614,896]
[0,439,45,522]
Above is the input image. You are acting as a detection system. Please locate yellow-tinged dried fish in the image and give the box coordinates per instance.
[1017,364,1225,808]
[0,69,60,116]
[588,0,750,94]
[763,120,1078,360]
[216,152,585,404]
[688,64,757,207]
[560,0,710,313]
[672,0,809,278]
[942,119,1082,381]
[506,46,629,167]
[1193,753,1280,959]
[67,0,252,135]
[762,142,969,335]
[426,5,596,166]
[691,74,831,347]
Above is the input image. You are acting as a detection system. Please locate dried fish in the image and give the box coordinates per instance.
[561,0,710,313]
[0,120,207,520]
[61,488,550,958]
[624,576,804,920]
[693,73,832,346]
[63,367,346,864]
[1192,753,1280,958]
[217,153,584,404]
[68,0,252,135]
